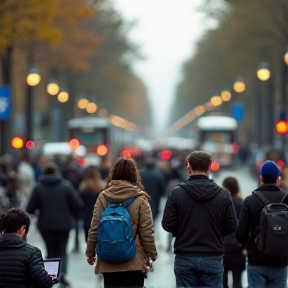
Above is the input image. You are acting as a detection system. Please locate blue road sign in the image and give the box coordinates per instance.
[0,85,11,121]
[231,103,244,122]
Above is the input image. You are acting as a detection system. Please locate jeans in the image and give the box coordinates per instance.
[174,255,223,288]
[247,265,287,288]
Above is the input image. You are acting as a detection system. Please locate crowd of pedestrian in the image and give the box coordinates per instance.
[1,148,288,288]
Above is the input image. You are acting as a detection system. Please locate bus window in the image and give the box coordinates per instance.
[71,128,106,148]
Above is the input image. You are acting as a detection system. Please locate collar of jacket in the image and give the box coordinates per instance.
[0,233,26,248]
[103,180,150,202]
[256,184,281,192]
[188,175,209,180]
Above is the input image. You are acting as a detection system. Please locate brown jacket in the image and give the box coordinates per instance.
[86,180,158,274]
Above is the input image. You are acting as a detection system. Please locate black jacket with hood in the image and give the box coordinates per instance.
[162,175,237,256]
[0,234,52,288]
[26,174,83,232]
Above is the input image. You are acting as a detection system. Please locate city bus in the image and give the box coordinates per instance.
[67,117,137,165]
[196,115,239,168]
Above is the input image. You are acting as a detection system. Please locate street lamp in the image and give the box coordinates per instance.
[26,67,41,142]
[256,60,273,147]
[221,88,232,102]
[86,102,97,113]
[57,88,69,103]
[257,61,271,81]
[233,76,246,93]
[47,79,60,96]
[210,95,222,107]
[26,67,41,86]
[78,98,89,109]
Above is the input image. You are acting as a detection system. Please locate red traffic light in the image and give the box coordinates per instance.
[275,120,288,134]
[11,136,24,149]
[69,138,80,151]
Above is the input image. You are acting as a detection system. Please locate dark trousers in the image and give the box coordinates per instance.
[102,271,145,288]
[41,230,69,273]
[223,268,243,288]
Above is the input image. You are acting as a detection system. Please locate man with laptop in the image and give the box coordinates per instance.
[0,208,53,287]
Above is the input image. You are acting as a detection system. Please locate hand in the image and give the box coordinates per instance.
[49,275,58,282]
[87,256,96,265]
[142,258,153,273]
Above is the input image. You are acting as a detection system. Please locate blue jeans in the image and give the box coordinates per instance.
[247,265,287,288]
[174,255,223,288]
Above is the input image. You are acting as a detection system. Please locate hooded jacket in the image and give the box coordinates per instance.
[162,175,237,256]
[0,234,52,288]
[26,174,83,232]
[86,180,158,274]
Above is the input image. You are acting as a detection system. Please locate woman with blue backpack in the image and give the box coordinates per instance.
[86,157,158,288]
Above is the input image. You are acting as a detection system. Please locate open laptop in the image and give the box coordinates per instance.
[43,258,61,280]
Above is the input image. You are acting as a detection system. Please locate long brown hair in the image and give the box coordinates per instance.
[79,166,105,194]
[222,176,241,198]
[107,157,144,190]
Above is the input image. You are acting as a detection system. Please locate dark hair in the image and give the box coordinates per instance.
[0,208,30,234]
[107,157,144,189]
[262,175,278,184]
[222,177,239,197]
[188,151,211,172]
[43,161,58,175]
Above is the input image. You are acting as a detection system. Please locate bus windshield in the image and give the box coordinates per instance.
[71,128,106,148]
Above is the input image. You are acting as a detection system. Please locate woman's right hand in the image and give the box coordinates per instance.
[87,256,96,265]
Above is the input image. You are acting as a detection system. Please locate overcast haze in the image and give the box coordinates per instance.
[113,0,214,135]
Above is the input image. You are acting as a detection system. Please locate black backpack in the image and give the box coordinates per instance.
[253,191,288,258]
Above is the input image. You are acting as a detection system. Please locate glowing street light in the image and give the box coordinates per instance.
[47,79,60,96]
[86,102,97,113]
[210,95,222,107]
[26,67,41,86]
[257,61,271,81]
[78,98,89,109]
[233,76,246,93]
[221,89,232,102]
[57,88,69,103]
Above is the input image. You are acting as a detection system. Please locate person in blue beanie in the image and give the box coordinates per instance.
[236,160,288,288]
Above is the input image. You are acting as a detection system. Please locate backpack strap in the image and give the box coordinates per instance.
[122,196,138,208]
[280,193,288,204]
[252,191,271,206]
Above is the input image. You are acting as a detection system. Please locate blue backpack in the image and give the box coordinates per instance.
[97,197,138,262]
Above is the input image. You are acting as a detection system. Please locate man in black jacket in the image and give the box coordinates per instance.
[236,160,288,288]
[26,161,83,285]
[0,208,52,288]
[162,151,237,288]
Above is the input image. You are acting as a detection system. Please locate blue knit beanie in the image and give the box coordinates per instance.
[260,160,280,177]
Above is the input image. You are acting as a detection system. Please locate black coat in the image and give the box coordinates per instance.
[80,190,99,228]
[162,175,237,256]
[236,184,288,267]
[26,174,83,232]
[140,168,166,219]
[223,197,246,271]
[0,234,52,288]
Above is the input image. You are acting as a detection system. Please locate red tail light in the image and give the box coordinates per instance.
[96,144,109,156]
[277,160,284,169]
[210,161,220,172]
[122,149,132,158]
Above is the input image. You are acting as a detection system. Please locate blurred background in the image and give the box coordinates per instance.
[0,0,288,287]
